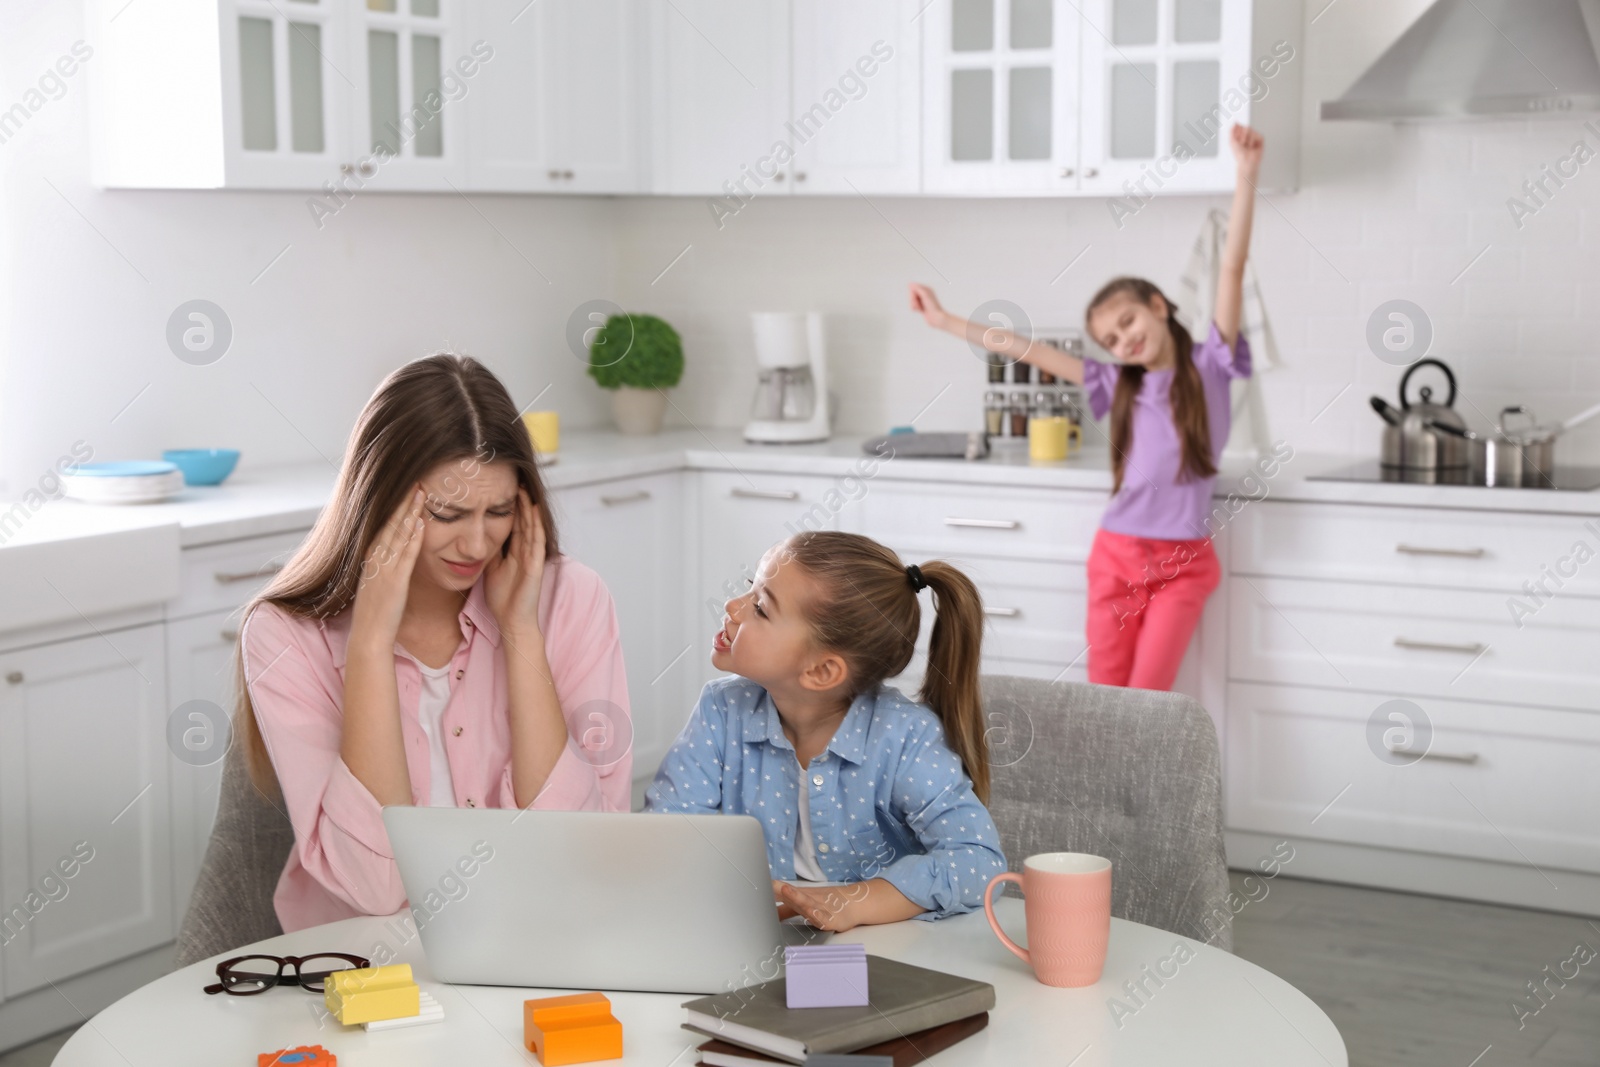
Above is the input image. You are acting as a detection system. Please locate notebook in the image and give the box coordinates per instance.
[695,1012,989,1067]
[682,956,995,1064]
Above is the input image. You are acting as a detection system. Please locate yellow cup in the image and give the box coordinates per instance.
[1028,415,1069,461]
[523,411,559,455]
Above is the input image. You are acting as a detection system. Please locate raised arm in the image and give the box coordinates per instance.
[909,283,1085,384]
[1215,124,1264,348]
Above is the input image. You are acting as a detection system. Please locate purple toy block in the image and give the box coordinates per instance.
[785,944,869,1009]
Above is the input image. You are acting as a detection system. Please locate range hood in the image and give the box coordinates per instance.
[1322,0,1600,120]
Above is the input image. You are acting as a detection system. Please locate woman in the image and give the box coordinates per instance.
[235,354,631,932]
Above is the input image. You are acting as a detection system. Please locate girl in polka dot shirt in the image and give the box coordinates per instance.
[645,531,1006,931]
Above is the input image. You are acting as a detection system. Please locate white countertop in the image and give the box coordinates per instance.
[4,429,1598,553]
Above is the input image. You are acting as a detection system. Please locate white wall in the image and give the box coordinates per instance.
[4,0,1599,499]
[0,0,621,498]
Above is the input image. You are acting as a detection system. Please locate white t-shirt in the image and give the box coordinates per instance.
[793,756,826,882]
[414,659,458,808]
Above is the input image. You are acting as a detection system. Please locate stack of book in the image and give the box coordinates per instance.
[681,956,994,1067]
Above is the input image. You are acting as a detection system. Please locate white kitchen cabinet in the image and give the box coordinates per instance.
[164,611,241,932]
[466,0,646,193]
[0,625,172,996]
[787,0,923,194]
[649,0,792,197]
[921,0,1084,194]
[349,0,470,190]
[551,474,690,780]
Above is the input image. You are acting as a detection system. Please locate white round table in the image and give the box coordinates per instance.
[55,900,1346,1065]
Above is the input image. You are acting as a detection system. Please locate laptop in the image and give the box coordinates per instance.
[382,806,825,994]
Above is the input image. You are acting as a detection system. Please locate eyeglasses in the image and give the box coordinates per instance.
[203,953,371,996]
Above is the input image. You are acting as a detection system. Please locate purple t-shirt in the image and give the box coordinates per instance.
[1081,322,1251,541]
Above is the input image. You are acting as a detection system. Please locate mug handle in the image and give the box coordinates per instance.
[983,872,1030,966]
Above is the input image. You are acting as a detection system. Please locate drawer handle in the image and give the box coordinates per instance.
[214,562,284,584]
[600,490,652,507]
[984,607,1021,618]
[220,629,239,643]
[1394,637,1487,655]
[731,488,800,501]
[1385,741,1480,765]
[945,518,1021,530]
[1396,544,1486,559]
[5,671,21,685]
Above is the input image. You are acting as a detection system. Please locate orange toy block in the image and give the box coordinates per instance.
[522,992,623,1066]
[258,1046,335,1066]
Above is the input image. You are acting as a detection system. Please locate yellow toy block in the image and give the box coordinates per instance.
[323,963,420,1025]
[522,992,623,1066]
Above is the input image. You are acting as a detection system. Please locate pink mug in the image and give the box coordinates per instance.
[983,852,1112,987]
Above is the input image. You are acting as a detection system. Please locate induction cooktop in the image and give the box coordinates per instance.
[1307,461,1600,492]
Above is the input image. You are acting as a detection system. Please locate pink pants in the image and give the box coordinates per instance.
[1085,527,1220,691]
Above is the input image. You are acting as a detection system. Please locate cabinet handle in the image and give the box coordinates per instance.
[1396,543,1486,559]
[774,172,786,182]
[731,487,799,501]
[1084,167,1099,178]
[1059,167,1075,178]
[1394,637,1487,655]
[548,169,561,180]
[1385,741,1480,765]
[794,171,807,182]
[984,607,1021,618]
[5,671,21,685]
[944,517,1021,530]
[600,490,651,507]
[220,629,240,643]
[562,169,574,180]
[214,562,284,584]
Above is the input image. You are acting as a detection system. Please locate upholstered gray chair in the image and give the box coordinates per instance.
[172,736,294,968]
[981,675,1233,951]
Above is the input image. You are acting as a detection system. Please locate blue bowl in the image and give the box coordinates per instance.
[162,449,240,486]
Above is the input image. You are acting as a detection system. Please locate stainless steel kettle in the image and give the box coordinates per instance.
[1379,358,1468,471]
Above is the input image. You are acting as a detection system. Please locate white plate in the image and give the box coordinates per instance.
[64,470,186,505]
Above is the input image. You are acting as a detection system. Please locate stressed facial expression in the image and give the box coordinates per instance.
[1088,290,1173,369]
[713,541,824,687]
[415,458,519,592]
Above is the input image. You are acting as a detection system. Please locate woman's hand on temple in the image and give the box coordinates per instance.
[486,486,547,643]
[351,486,426,646]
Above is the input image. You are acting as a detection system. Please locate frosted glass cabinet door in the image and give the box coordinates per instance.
[1080,0,1251,196]
[220,0,352,187]
[350,0,470,189]
[922,0,1082,193]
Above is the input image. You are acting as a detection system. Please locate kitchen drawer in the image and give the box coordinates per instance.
[169,529,308,622]
[861,482,1103,562]
[1232,501,1600,596]
[963,556,1085,666]
[1228,576,1600,713]
[1226,682,1600,874]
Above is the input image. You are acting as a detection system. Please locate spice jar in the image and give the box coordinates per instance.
[1008,391,1031,437]
[983,391,1006,437]
[1010,360,1032,386]
[986,353,1007,384]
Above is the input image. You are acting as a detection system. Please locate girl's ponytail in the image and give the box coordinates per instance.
[917,561,991,803]
[785,532,991,803]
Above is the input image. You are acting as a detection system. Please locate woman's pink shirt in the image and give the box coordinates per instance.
[240,557,631,932]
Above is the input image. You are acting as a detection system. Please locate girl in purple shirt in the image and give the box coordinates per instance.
[908,124,1265,691]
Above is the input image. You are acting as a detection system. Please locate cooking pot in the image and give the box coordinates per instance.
[1468,400,1600,486]
[1379,358,1468,471]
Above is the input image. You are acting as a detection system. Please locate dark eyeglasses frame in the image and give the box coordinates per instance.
[202,952,371,996]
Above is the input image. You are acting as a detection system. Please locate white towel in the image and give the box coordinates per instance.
[1177,208,1279,459]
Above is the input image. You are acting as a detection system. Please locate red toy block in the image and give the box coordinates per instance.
[258,1046,336,1067]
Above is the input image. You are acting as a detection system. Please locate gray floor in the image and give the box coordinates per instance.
[5,874,1597,1065]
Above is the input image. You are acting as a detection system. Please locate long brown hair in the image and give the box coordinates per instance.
[233,353,560,796]
[1087,277,1217,495]
[783,532,990,802]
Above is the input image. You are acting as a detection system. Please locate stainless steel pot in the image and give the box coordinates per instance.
[1380,358,1468,471]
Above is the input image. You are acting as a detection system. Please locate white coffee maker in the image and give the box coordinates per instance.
[743,311,831,444]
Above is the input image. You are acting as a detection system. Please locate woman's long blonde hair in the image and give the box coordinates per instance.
[783,532,991,802]
[233,354,559,795]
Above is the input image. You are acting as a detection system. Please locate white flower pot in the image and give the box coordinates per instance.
[611,386,668,435]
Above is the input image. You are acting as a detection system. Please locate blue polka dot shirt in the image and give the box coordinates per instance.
[643,676,1008,920]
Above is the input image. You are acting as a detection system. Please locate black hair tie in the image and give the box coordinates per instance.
[905,564,927,592]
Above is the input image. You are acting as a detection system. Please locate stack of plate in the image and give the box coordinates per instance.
[63,461,187,505]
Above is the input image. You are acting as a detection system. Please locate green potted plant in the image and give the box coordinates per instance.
[586,313,684,435]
